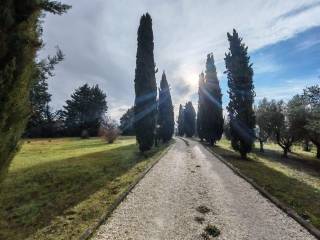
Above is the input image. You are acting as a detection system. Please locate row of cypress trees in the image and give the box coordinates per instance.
[178,29,255,159]
[177,102,197,137]
[134,13,174,152]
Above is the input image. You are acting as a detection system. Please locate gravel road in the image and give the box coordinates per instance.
[93,138,316,240]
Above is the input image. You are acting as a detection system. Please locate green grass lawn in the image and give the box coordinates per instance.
[212,139,320,229]
[0,137,171,240]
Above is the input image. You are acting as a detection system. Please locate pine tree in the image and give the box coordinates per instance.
[203,53,223,145]
[63,84,107,137]
[197,72,205,141]
[0,0,70,181]
[158,71,174,142]
[178,104,185,136]
[184,102,196,137]
[134,13,157,152]
[225,29,255,159]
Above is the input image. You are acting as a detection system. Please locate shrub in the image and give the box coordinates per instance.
[99,118,120,144]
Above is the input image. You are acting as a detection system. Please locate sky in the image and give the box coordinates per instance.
[40,0,320,121]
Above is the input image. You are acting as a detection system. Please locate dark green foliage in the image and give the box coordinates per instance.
[25,48,64,138]
[184,102,196,137]
[197,72,205,141]
[202,53,223,145]
[177,104,185,136]
[0,0,70,182]
[119,107,135,136]
[158,71,174,142]
[225,29,255,159]
[63,84,107,137]
[134,13,157,152]
[204,224,221,237]
[303,85,320,159]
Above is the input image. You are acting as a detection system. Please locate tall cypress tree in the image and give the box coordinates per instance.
[225,29,255,159]
[203,53,223,145]
[178,104,185,136]
[197,72,205,141]
[158,71,174,142]
[0,1,70,181]
[134,13,157,152]
[184,101,196,137]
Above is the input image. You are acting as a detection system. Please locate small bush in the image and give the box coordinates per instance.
[99,118,120,144]
[204,224,220,237]
[81,129,90,139]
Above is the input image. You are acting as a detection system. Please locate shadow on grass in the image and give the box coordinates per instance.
[251,147,320,178]
[213,145,320,230]
[0,143,157,240]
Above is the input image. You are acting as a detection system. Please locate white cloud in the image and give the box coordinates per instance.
[41,0,320,120]
[255,76,319,101]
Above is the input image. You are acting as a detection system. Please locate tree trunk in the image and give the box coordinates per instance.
[303,139,310,152]
[282,148,288,158]
[240,151,247,159]
[317,145,320,159]
[259,140,264,153]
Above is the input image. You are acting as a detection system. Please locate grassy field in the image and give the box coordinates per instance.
[212,139,320,229]
[0,137,171,240]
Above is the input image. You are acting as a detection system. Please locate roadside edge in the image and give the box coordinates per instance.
[79,140,175,240]
[200,141,320,240]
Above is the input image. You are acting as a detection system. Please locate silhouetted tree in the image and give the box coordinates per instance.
[119,107,135,136]
[197,72,205,141]
[25,49,64,137]
[158,71,174,142]
[0,0,70,181]
[184,102,196,137]
[225,29,255,159]
[203,53,223,145]
[178,104,185,136]
[63,84,107,137]
[134,13,157,152]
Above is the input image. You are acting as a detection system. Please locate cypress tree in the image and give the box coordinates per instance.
[0,1,70,181]
[203,53,223,145]
[184,102,196,137]
[134,13,157,152]
[178,104,185,136]
[158,71,174,142]
[197,72,205,141]
[225,29,255,159]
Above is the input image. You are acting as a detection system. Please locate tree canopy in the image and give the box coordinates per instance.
[63,84,107,137]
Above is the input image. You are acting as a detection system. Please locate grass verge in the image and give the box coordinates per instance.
[211,139,320,230]
[0,137,172,240]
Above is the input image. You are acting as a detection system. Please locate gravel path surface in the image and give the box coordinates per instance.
[93,138,316,240]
